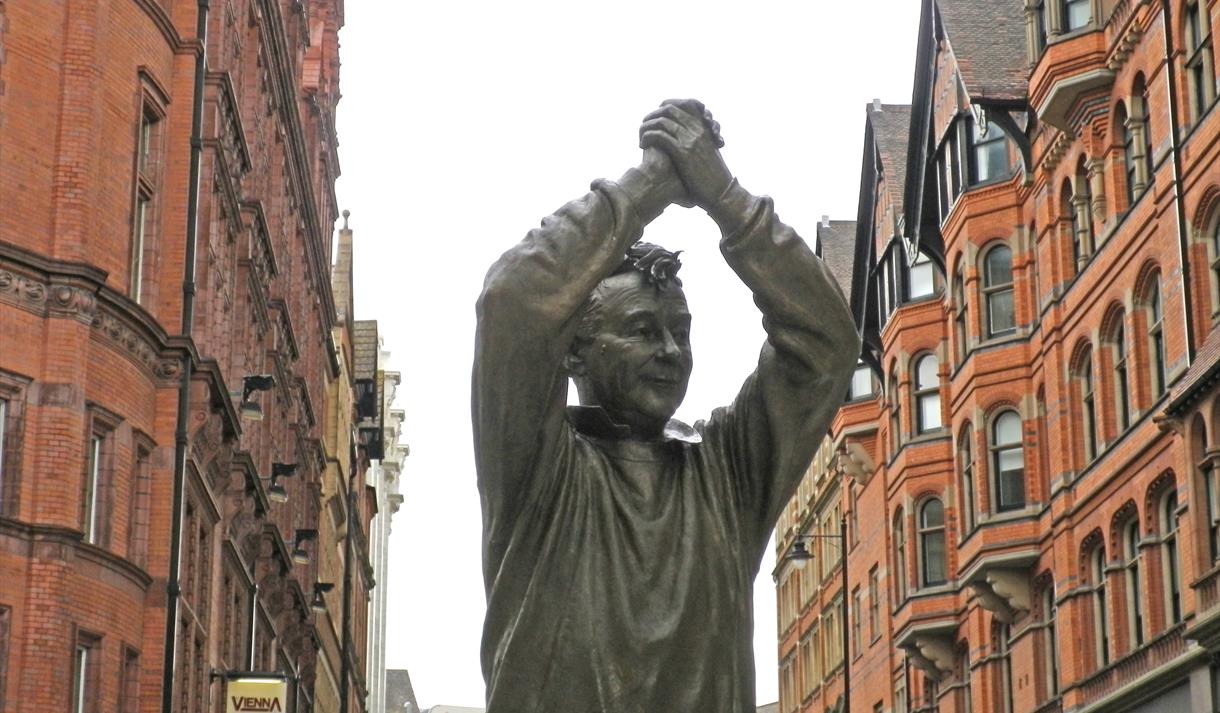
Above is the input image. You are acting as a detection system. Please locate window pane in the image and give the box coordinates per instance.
[986,247,1013,285]
[920,393,942,431]
[910,259,935,298]
[921,499,944,526]
[989,289,1015,334]
[1066,0,1090,29]
[851,365,873,399]
[999,446,1024,474]
[999,467,1026,509]
[924,532,946,583]
[917,355,938,389]
[995,412,1021,444]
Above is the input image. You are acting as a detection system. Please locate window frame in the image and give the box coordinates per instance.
[1145,275,1167,399]
[1109,317,1131,432]
[953,266,969,363]
[1077,347,1098,464]
[129,82,167,306]
[1160,488,1183,626]
[1184,0,1216,122]
[913,353,942,434]
[1091,545,1111,667]
[959,425,977,533]
[990,410,1026,512]
[1042,585,1060,698]
[982,244,1017,338]
[894,509,908,603]
[918,498,947,587]
[966,116,1011,186]
[1123,518,1145,648]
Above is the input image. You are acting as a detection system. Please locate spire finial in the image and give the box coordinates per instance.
[342,209,351,230]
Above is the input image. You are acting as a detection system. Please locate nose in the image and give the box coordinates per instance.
[656,329,682,360]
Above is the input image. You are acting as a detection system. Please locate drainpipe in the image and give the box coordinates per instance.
[1160,0,1196,363]
[339,440,357,713]
[162,2,209,712]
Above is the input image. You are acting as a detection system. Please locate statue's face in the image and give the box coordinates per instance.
[576,272,693,436]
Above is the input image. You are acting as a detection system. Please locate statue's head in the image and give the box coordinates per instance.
[567,243,693,438]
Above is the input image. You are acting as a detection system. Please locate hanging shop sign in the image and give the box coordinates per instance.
[226,676,288,713]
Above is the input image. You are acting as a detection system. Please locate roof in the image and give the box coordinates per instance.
[757,704,780,713]
[1166,327,1220,416]
[816,220,858,298]
[867,103,912,218]
[386,670,420,713]
[352,320,379,381]
[938,0,1029,103]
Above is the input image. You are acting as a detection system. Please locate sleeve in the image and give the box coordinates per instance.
[700,183,861,554]
[472,179,645,549]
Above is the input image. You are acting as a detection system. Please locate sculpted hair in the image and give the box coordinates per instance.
[574,243,683,346]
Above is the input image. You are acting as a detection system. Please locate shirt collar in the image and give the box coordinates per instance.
[566,405,702,444]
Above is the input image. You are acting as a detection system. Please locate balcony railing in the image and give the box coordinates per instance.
[1075,622,1187,704]
[1031,697,1063,713]
[1199,566,1220,611]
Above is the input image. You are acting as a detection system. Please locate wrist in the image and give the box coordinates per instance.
[706,177,753,233]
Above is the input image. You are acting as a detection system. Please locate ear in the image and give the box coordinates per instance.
[564,348,587,378]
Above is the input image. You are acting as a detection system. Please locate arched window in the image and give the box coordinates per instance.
[1134,76,1154,189]
[919,498,947,587]
[1073,158,1094,258]
[991,411,1025,511]
[983,245,1016,337]
[1123,518,1144,647]
[1118,102,1137,206]
[1063,0,1091,31]
[1185,0,1216,122]
[954,266,969,363]
[959,647,973,713]
[1108,314,1131,432]
[1076,347,1097,463]
[996,623,1014,713]
[1042,585,1060,699]
[889,368,902,455]
[1194,415,1219,562]
[1144,274,1167,398]
[1091,545,1110,667]
[1160,488,1182,626]
[959,426,977,532]
[894,509,908,602]
[1062,180,1081,271]
[1209,209,1220,313]
[914,354,942,433]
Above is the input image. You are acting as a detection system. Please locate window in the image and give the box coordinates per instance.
[1210,215,1220,313]
[0,607,9,712]
[1063,0,1091,31]
[1199,416,1220,562]
[852,587,863,655]
[997,624,1014,713]
[72,631,101,713]
[937,124,963,221]
[129,441,152,568]
[0,399,6,506]
[1161,489,1182,625]
[958,649,973,713]
[801,633,814,699]
[914,354,942,433]
[869,566,881,640]
[895,674,908,713]
[850,362,876,400]
[0,374,28,518]
[1091,545,1110,667]
[991,411,1026,511]
[1124,519,1145,647]
[1119,102,1138,206]
[1185,0,1216,122]
[1110,317,1131,432]
[889,369,902,455]
[1145,275,1167,398]
[919,498,947,587]
[1032,0,1048,55]
[953,267,969,363]
[83,434,103,545]
[1077,348,1098,463]
[131,99,163,305]
[1073,160,1094,260]
[968,116,1010,184]
[959,426,977,532]
[1134,78,1154,190]
[894,509,908,602]
[1042,586,1060,698]
[983,245,1016,337]
[909,251,937,299]
[120,647,139,713]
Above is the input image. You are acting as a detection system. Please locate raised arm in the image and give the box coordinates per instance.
[644,100,860,548]
[472,148,686,537]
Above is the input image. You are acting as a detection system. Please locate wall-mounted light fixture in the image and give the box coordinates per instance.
[290,528,318,566]
[239,374,276,421]
[311,582,335,612]
[261,462,298,504]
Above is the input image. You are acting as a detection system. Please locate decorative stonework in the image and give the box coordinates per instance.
[90,311,180,383]
[0,269,97,324]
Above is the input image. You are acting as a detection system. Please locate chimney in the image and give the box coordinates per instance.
[872,98,882,112]
[331,210,355,324]
[821,215,831,229]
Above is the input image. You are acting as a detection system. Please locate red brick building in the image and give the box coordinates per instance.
[776,0,1220,711]
[0,2,381,713]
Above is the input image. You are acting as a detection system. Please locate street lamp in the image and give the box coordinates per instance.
[311,582,334,612]
[785,516,850,713]
[262,462,298,504]
[290,528,318,566]
[239,374,276,421]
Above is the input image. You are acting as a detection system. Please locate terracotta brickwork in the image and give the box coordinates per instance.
[777,0,1220,711]
[0,2,378,713]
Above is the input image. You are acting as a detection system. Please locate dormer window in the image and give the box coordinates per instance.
[967,117,1010,185]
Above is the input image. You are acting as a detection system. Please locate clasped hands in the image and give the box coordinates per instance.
[637,99,734,214]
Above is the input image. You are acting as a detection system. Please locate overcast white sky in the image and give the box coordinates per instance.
[334,1,920,708]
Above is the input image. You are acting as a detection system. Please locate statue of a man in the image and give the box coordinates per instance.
[472,100,859,712]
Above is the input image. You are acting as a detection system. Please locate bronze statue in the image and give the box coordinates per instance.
[472,100,859,712]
